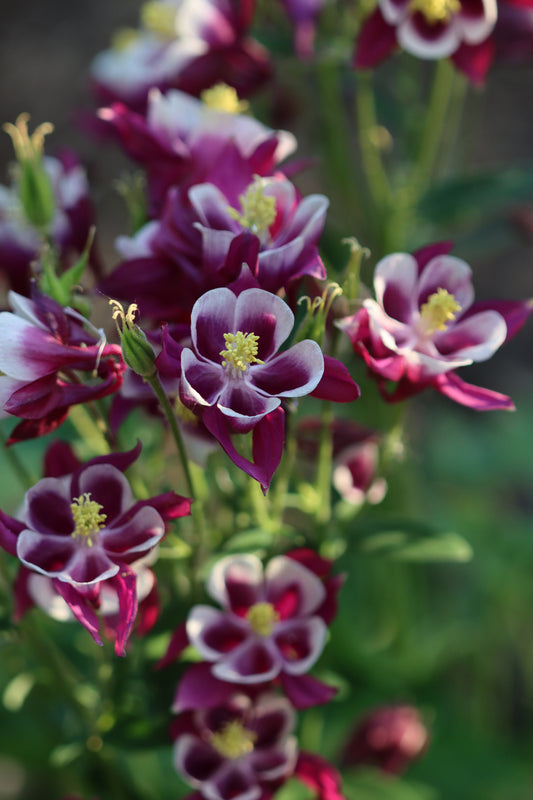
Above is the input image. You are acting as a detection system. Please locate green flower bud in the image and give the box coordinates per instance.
[109,300,157,378]
[3,113,56,230]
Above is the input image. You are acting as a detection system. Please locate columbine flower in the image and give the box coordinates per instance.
[278,0,328,57]
[173,692,298,800]
[354,0,498,83]
[90,0,270,110]
[0,442,191,654]
[186,553,330,688]
[0,289,125,442]
[337,243,531,410]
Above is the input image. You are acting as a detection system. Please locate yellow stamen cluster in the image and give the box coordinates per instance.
[210,721,256,760]
[220,332,264,372]
[409,0,460,24]
[141,1,177,38]
[228,177,276,236]
[71,494,107,542]
[200,83,250,115]
[3,113,54,163]
[112,28,140,52]
[419,288,461,334]
[247,602,279,637]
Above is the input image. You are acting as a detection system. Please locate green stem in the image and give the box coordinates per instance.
[355,71,392,221]
[316,402,334,528]
[0,429,36,488]
[69,404,111,456]
[145,374,195,501]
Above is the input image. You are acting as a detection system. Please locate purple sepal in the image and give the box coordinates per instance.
[353,8,398,69]
[7,408,71,445]
[71,440,142,484]
[413,241,454,271]
[172,663,239,712]
[433,372,515,411]
[466,299,533,343]
[109,565,138,656]
[132,492,192,526]
[13,567,35,620]
[280,673,337,710]
[451,36,495,85]
[310,356,360,403]
[156,621,189,670]
[156,325,184,379]
[44,441,81,478]
[295,752,345,800]
[203,407,284,493]
[0,510,25,556]
[52,580,103,647]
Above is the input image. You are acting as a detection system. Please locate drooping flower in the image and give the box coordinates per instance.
[0,289,125,442]
[173,691,299,800]
[0,442,191,654]
[354,0,498,83]
[337,243,532,410]
[90,0,270,111]
[342,705,430,775]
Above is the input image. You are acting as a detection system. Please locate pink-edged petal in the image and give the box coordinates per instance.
[273,617,327,674]
[192,288,237,363]
[156,621,189,670]
[52,579,103,646]
[217,382,280,424]
[25,572,72,621]
[279,195,329,245]
[364,299,414,352]
[174,734,225,784]
[196,225,241,273]
[23,477,73,536]
[281,673,338,710]
[203,764,261,800]
[109,565,138,656]
[413,241,454,270]
[459,0,497,43]
[250,341,323,398]
[189,183,239,229]
[353,8,399,68]
[77,464,133,522]
[294,752,345,800]
[397,15,460,58]
[374,253,420,323]
[234,290,295,361]
[0,314,57,380]
[417,255,474,311]
[436,309,506,361]
[100,506,165,558]
[433,372,515,410]
[172,663,240,712]
[60,544,119,585]
[251,696,297,748]
[207,554,264,611]
[265,555,326,618]
[0,509,25,556]
[17,530,78,577]
[212,638,282,683]
[251,738,298,781]
[466,299,532,343]
[182,348,225,406]
[187,605,250,660]
[310,355,360,402]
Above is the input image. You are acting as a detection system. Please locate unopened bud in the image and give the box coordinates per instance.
[109,300,156,378]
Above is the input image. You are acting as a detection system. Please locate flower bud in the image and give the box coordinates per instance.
[109,300,156,378]
[342,705,429,775]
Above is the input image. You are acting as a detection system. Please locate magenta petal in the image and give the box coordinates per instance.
[156,621,189,670]
[24,479,73,537]
[294,752,345,800]
[109,566,138,656]
[192,289,237,363]
[273,617,327,674]
[280,673,338,710]
[133,491,192,523]
[451,36,494,84]
[234,290,295,361]
[17,531,77,577]
[433,372,515,410]
[0,510,25,556]
[100,506,165,558]
[207,554,264,613]
[174,734,225,784]
[181,349,225,406]
[172,663,239,712]
[212,638,281,683]
[187,605,250,660]
[205,763,262,800]
[353,8,398,68]
[250,341,323,398]
[252,409,285,494]
[64,545,119,585]
[266,556,326,618]
[218,382,279,422]
[77,464,133,522]
[310,356,360,402]
[413,241,454,271]
[52,579,103,647]
[44,441,81,478]
[466,298,533,343]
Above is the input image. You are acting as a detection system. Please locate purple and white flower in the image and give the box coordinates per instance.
[173,692,298,800]
[338,243,531,409]
[186,554,329,685]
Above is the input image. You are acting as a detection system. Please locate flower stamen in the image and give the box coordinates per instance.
[409,0,461,24]
[200,83,249,115]
[228,177,276,237]
[419,288,461,334]
[210,721,256,759]
[71,493,107,545]
[247,602,279,637]
[220,332,264,373]
[140,1,177,38]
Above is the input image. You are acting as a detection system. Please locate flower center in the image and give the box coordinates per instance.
[220,332,264,373]
[409,0,461,24]
[246,602,279,637]
[419,288,461,335]
[71,493,107,544]
[140,1,177,38]
[228,177,277,236]
[112,28,140,52]
[210,721,256,760]
[200,83,249,115]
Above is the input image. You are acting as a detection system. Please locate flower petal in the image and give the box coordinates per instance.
[374,253,419,323]
[266,555,326,617]
[181,348,226,406]
[273,617,327,674]
[174,734,224,784]
[207,554,264,612]
[250,341,324,398]
[212,637,282,683]
[234,289,294,361]
[417,255,474,312]
[187,605,250,660]
[100,506,165,559]
[192,288,237,363]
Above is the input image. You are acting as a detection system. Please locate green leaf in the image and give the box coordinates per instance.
[418,166,533,227]
[352,518,472,562]
[343,768,438,800]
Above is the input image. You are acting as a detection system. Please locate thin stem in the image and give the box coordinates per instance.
[315,402,334,528]
[355,71,392,219]
[69,404,111,456]
[145,374,195,501]
[0,428,36,488]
